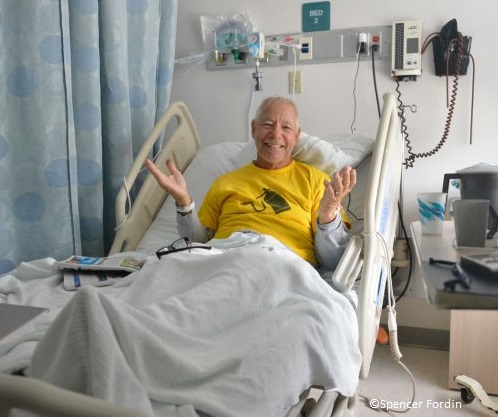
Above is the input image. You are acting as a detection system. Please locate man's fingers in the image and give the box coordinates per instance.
[166,159,179,175]
[350,168,357,188]
[145,159,161,177]
[336,166,356,192]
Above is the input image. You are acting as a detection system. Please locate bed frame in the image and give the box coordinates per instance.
[289,92,403,416]
[0,93,403,417]
[110,101,201,254]
[349,91,402,380]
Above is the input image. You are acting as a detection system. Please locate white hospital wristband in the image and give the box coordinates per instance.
[176,201,195,213]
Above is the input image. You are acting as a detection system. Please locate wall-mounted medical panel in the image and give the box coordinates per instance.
[207,25,392,71]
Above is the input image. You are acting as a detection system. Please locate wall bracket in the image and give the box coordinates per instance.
[207,25,392,71]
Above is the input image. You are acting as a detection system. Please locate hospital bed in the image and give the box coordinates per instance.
[0,92,403,417]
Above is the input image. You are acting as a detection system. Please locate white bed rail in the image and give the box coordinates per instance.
[0,373,149,417]
[110,102,201,255]
[357,92,403,379]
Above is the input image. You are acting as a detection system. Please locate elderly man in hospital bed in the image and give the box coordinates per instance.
[146,96,356,271]
[2,96,387,417]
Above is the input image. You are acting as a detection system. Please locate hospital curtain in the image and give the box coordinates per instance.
[0,0,178,274]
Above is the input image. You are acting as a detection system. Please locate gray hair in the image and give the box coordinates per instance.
[254,96,300,127]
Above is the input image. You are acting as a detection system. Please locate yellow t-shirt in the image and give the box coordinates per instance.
[198,160,346,265]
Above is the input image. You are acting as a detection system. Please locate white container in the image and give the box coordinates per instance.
[417,192,447,235]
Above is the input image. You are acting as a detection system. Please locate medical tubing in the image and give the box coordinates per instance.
[345,193,363,222]
[115,151,163,231]
[114,176,131,230]
[387,307,402,362]
[375,231,417,413]
[178,50,214,76]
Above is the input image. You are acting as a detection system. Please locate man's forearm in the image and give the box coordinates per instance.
[176,210,213,243]
[314,216,350,270]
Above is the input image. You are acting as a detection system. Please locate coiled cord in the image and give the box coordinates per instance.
[403,33,466,168]
[358,230,416,413]
[363,231,416,413]
[395,84,414,169]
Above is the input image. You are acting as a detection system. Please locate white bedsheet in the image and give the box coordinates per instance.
[2,235,361,417]
[0,256,139,374]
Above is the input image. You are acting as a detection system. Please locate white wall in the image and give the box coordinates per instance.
[170,0,498,330]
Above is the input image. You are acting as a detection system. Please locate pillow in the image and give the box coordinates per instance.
[230,132,374,175]
[346,153,371,235]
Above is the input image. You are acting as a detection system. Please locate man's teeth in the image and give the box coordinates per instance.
[266,143,283,148]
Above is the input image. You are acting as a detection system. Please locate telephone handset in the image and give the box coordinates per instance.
[429,18,471,77]
[401,18,474,168]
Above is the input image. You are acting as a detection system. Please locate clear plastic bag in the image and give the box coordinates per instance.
[200,12,254,52]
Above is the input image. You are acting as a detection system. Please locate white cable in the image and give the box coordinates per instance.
[114,176,131,231]
[291,47,298,101]
[372,230,417,413]
[350,43,361,134]
[114,151,162,231]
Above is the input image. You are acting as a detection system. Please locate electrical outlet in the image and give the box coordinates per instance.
[371,32,382,53]
[288,70,302,94]
[358,32,369,54]
[299,37,313,61]
[391,237,410,268]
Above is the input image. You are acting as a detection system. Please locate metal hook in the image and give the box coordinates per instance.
[252,59,263,91]
[400,104,417,113]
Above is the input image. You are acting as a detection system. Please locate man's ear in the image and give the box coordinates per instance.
[251,119,256,139]
[293,127,301,145]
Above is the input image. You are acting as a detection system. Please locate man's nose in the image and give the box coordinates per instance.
[270,124,284,137]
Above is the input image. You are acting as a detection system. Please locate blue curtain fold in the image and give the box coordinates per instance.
[0,0,178,274]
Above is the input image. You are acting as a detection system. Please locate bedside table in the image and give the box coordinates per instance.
[410,220,498,394]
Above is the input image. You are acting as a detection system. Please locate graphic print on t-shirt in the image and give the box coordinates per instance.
[242,188,291,214]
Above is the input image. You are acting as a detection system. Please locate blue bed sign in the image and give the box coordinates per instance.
[302,1,331,32]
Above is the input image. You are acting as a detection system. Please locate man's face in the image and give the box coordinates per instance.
[251,102,301,170]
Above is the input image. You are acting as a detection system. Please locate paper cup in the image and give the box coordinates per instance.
[417,193,447,235]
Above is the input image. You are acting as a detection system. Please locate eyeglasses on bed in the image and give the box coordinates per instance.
[156,237,212,259]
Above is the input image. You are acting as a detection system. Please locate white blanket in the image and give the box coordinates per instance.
[2,236,361,417]
[0,257,137,373]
